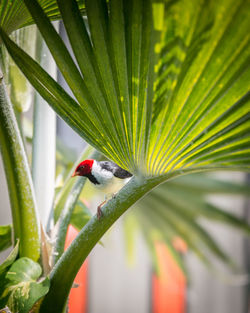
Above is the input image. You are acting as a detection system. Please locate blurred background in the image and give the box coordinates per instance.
[1,22,250,313]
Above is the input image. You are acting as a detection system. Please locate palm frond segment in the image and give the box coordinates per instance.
[0,0,86,35]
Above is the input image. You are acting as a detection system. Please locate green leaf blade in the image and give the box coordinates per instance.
[0,258,50,313]
[0,225,12,252]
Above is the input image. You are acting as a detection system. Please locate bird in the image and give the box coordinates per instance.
[72,159,132,218]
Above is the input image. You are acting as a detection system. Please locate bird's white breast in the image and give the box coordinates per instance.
[92,160,114,186]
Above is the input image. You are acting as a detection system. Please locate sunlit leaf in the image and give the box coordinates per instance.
[0,1,86,35]
[1,0,248,177]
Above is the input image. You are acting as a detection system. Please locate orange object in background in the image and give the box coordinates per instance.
[152,242,186,313]
[65,225,88,313]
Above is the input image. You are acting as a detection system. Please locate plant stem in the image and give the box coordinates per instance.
[40,174,168,313]
[52,177,86,265]
[53,149,101,265]
[0,68,40,261]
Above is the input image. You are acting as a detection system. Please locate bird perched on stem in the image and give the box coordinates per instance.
[72,159,132,218]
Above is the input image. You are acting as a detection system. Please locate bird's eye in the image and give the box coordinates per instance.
[79,165,85,170]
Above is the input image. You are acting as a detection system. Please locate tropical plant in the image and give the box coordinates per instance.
[0,0,249,312]
[124,172,250,274]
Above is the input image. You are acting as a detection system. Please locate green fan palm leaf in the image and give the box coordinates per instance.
[1,0,248,177]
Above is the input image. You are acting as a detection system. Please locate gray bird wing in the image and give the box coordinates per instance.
[99,161,132,179]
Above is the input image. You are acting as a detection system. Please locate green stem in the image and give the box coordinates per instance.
[53,149,101,265]
[0,68,40,261]
[53,177,86,265]
[40,174,168,313]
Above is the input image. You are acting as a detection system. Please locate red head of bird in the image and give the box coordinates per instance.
[72,159,94,177]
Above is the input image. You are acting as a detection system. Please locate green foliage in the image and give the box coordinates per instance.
[8,27,37,113]
[0,258,49,313]
[0,241,19,276]
[0,0,249,312]
[0,0,249,177]
[0,0,86,35]
[126,173,250,273]
[70,201,92,231]
[0,225,12,252]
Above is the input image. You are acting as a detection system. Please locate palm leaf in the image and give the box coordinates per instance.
[123,172,250,272]
[0,0,248,178]
[0,0,86,35]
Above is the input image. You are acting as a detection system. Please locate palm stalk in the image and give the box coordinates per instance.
[0,67,40,261]
[40,174,169,313]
